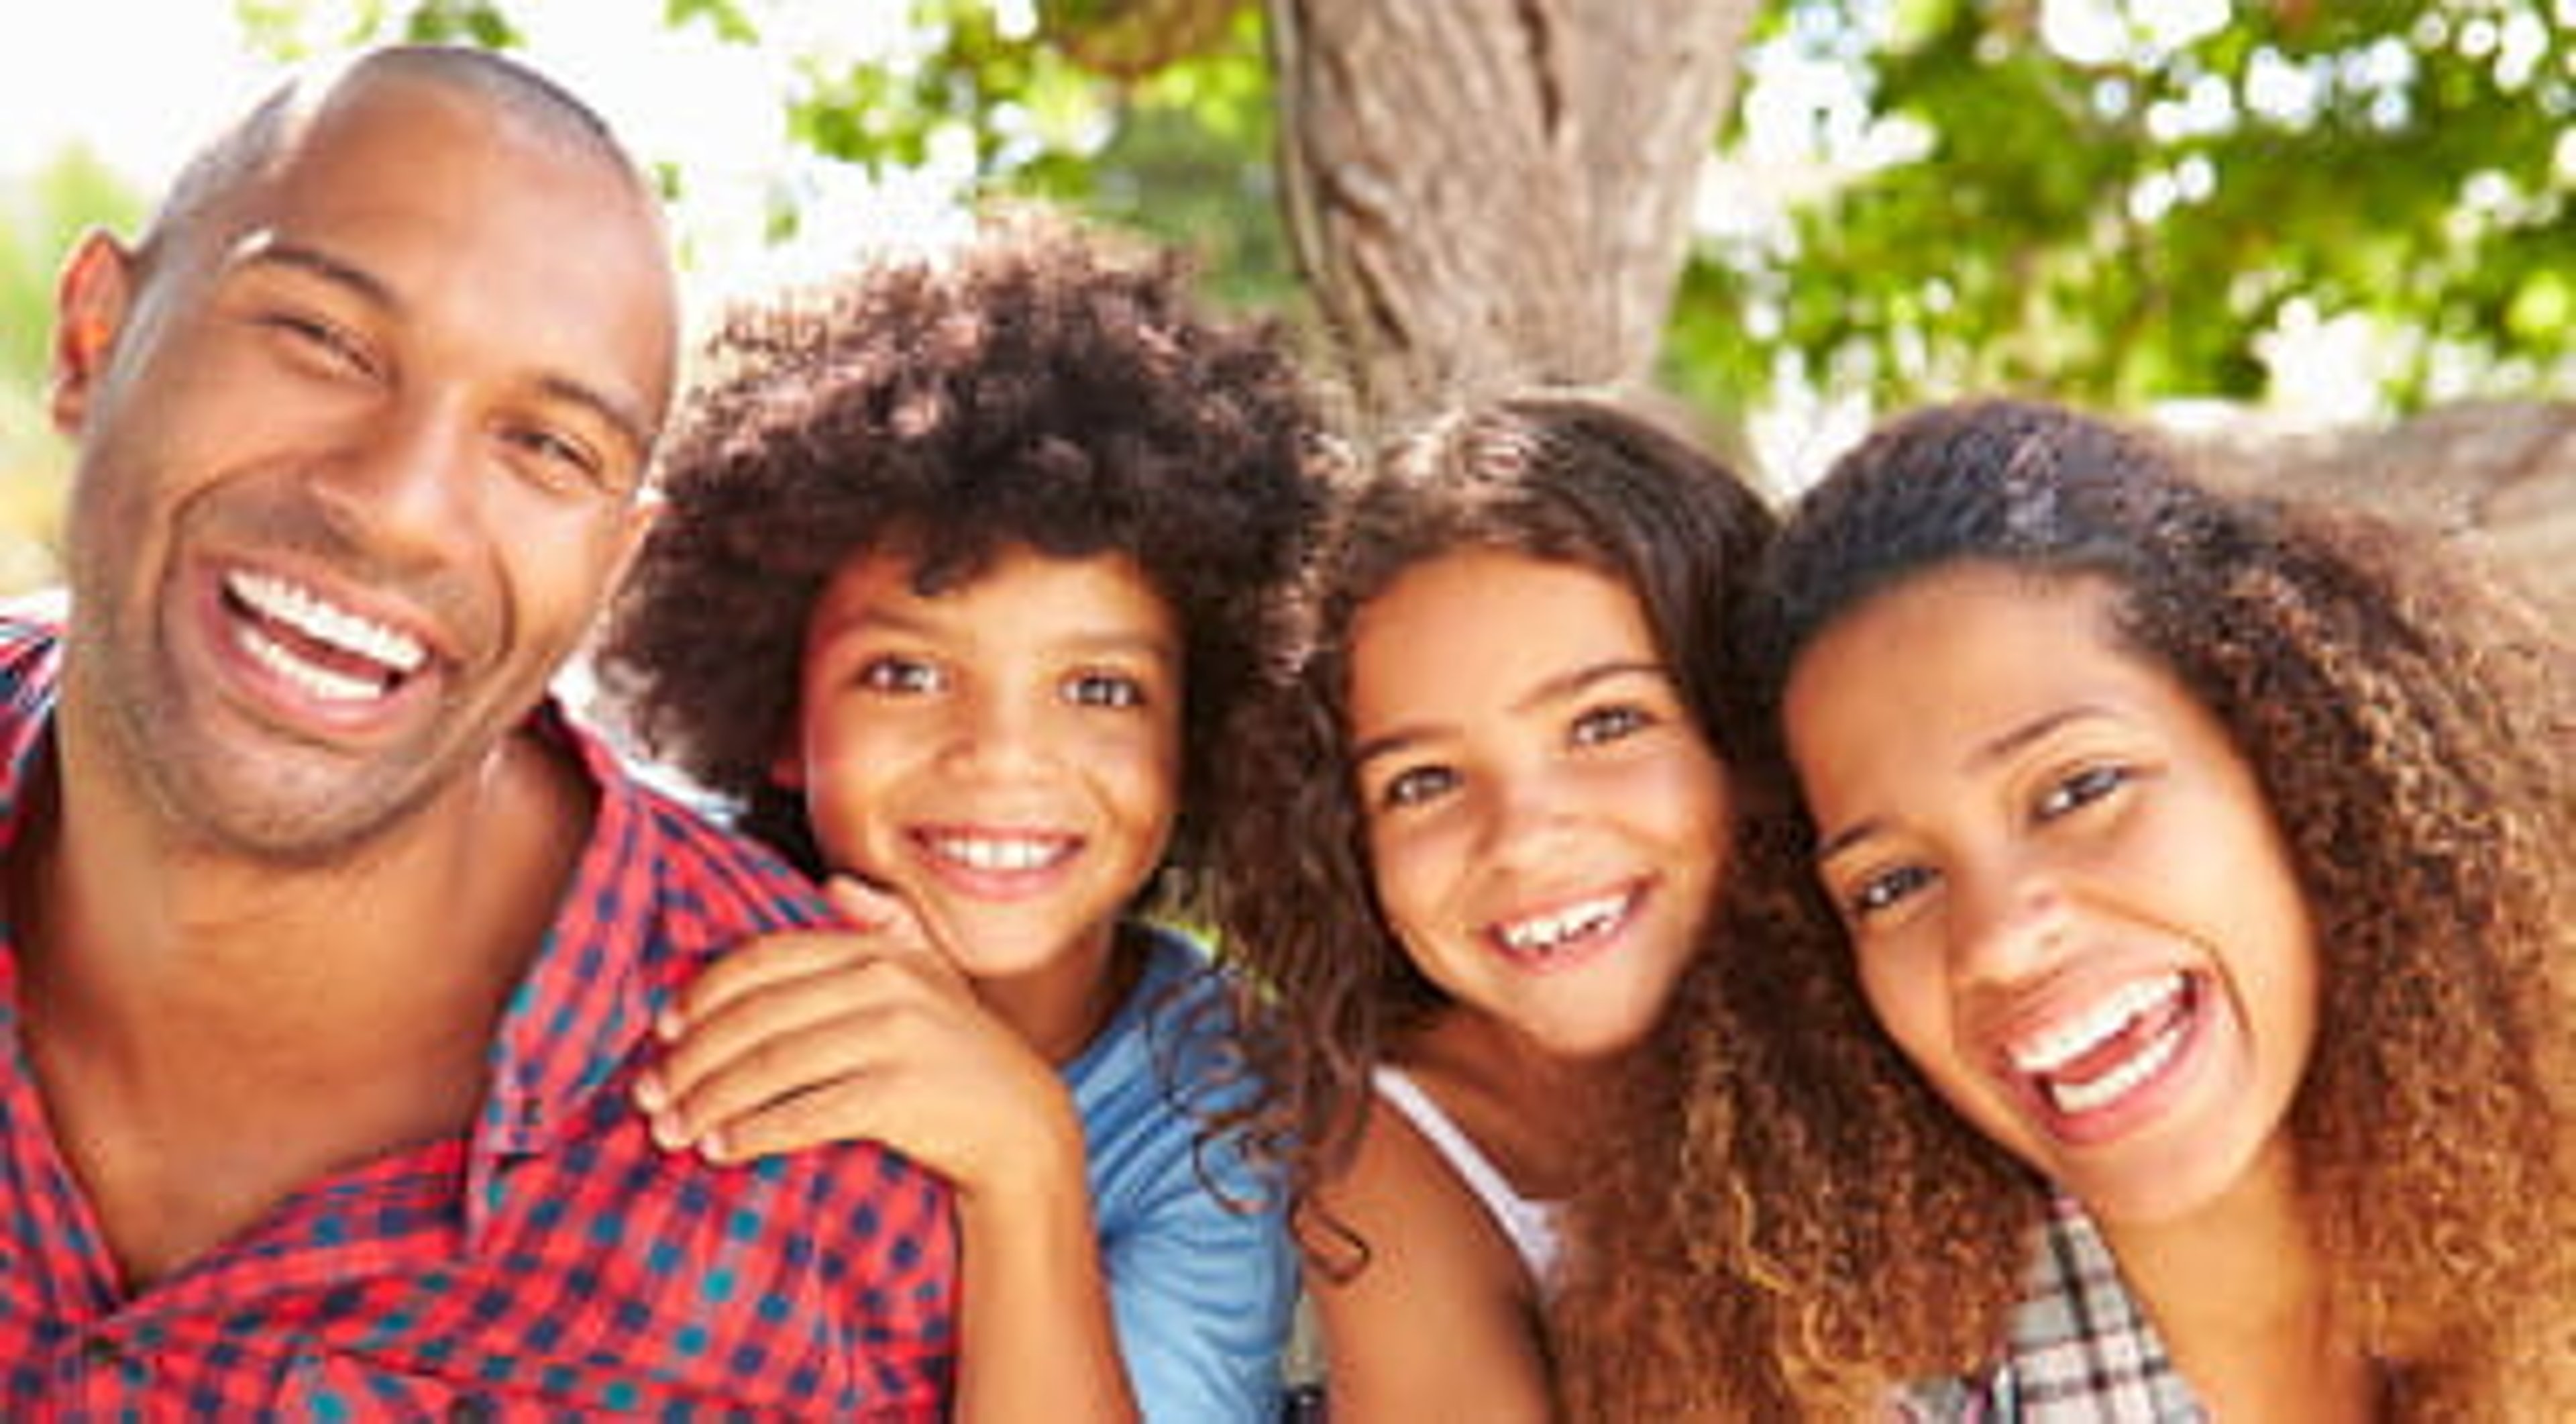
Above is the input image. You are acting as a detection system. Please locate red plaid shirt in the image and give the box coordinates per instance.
[0,619,957,1419]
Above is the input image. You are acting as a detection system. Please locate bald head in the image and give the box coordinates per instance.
[87,44,682,458]
[138,46,659,270]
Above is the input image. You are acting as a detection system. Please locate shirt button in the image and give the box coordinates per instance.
[81,1335,120,1365]
[449,1398,494,1423]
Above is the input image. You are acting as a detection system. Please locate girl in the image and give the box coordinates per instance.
[1566,399,2576,1419]
[598,218,1323,1423]
[1214,392,1784,1419]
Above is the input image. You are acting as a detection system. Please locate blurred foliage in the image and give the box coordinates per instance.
[773,1,1293,314]
[1714,0,2574,415]
[6,0,2565,583]
[219,0,2571,420]
[674,0,2565,420]
[238,0,522,51]
[242,0,1295,309]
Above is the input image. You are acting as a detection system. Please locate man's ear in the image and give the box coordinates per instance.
[50,231,137,436]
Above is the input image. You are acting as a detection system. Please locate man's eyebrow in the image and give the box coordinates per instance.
[244,238,656,462]
[242,238,396,310]
[535,372,656,465]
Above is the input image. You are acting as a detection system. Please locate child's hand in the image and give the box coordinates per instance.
[633,876,1079,1196]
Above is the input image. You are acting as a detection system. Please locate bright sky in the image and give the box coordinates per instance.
[0,4,273,185]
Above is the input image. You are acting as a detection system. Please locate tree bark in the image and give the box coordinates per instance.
[1266,0,1757,437]
[2190,399,2576,626]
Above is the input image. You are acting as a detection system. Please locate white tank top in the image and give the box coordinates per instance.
[1370,1066,1563,1287]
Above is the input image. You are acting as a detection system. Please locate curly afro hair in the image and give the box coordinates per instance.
[596,214,1327,905]
[1558,399,2576,1418]
[1206,391,1782,1285]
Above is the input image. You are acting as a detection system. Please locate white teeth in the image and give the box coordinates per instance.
[226,570,428,676]
[237,623,386,704]
[1498,891,1631,954]
[2044,1017,2187,1116]
[930,835,1069,872]
[2009,972,2188,1076]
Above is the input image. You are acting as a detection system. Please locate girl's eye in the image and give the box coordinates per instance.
[1065,670,1148,709]
[1570,703,1650,748]
[1378,764,1459,810]
[856,656,943,695]
[2035,764,2131,822]
[1843,862,1937,921]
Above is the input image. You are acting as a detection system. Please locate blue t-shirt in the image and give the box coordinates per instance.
[1063,925,1295,1423]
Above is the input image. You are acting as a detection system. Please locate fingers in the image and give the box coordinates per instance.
[647,948,934,1106]
[637,937,977,1152]
[664,927,873,1035]
[698,1074,890,1164]
[632,873,993,1169]
[646,1008,891,1161]
[823,874,945,963]
[823,872,907,931]
[673,1015,1081,1187]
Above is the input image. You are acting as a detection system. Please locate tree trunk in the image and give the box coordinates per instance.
[2190,400,2576,627]
[1266,0,1757,437]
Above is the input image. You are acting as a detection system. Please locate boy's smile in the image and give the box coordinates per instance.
[781,542,1183,1053]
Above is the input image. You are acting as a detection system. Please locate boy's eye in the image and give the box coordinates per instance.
[856,656,944,695]
[1064,670,1148,709]
[1377,764,1459,810]
[1570,703,1650,748]
[2035,764,2131,822]
[1841,862,1937,921]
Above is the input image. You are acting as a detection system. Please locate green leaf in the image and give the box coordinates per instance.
[665,0,759,45]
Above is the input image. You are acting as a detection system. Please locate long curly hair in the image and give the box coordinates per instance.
[596,215,1326,910]
[1208,391,1781,1282]
[1560,399,2576,1418]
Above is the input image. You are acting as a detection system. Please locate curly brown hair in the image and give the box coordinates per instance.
[596,215,1326,907]
[1207,391,1781,1280]
[1559,399,2576,1418]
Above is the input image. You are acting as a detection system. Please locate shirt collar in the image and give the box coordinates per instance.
[0,621,61,860]
[472,702,666,1159]
[0,620,711,1240]
[0,619,663,1161]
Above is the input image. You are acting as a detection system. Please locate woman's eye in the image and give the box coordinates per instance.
[1570,703,1650,748]
[1378,764,1459,810]
[1844,862,1936,921]
[856,657,943,695]
[1065,670,1148,709]
[2035,764,2131,822]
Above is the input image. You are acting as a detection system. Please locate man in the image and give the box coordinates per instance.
[2,46,955,1414]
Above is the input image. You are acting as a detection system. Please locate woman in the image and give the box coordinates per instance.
[1564,399,2575,1419]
